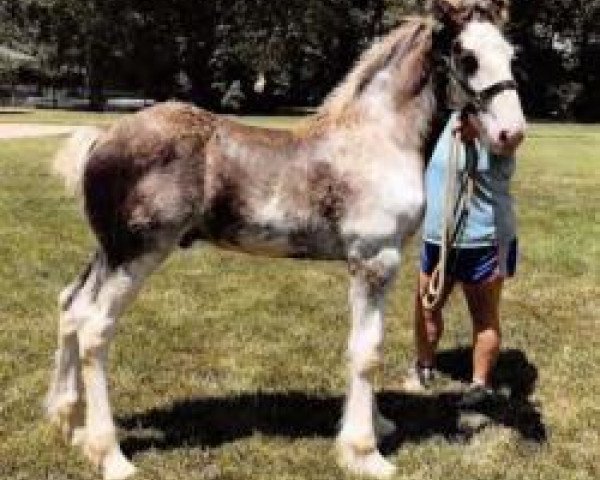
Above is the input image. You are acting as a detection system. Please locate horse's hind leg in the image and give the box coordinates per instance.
[337,248,399,479]
[74,249,166,480]
[46,254,99,442]
[48,248,166,480]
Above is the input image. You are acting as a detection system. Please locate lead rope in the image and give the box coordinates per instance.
[422,119,476,311]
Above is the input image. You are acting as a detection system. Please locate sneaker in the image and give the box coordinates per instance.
[402,362,434,393]
[458,382,497,409]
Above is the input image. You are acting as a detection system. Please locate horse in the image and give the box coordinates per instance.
[45,1,525,478]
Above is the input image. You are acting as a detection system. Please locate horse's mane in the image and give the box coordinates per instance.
[314,16,434,124]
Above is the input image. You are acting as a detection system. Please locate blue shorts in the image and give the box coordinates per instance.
[420,239,518,284]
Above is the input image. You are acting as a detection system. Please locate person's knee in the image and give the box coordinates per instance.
[474,324,501,349]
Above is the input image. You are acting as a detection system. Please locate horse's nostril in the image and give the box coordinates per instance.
[513,130,525,145]
[498,129,524,150]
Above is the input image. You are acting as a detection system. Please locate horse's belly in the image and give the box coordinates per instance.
[211,222,347,260]
[215,226,296,258]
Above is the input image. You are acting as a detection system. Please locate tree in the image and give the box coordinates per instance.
[1,0,599,118]
[511,0,600,119]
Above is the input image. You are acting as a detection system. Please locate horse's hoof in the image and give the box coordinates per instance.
[103,449,137,480]
[82,436,135,480]
[337,442,396,479]
[375,414,397,439]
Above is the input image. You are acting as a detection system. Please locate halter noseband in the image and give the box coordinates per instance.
[441,55,518,112]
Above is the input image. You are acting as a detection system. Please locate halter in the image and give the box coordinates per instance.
[441,55,518,112]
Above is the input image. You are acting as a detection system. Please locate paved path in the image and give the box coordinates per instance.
[0,123,78,139]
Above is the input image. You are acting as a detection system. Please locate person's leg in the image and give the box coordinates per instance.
[461,277,503,387]
[403,271,455,391]
[414,272,455,368]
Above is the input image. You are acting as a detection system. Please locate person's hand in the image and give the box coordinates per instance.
[453,114,479,142]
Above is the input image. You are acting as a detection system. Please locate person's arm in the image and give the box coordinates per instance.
[453,115,479,143]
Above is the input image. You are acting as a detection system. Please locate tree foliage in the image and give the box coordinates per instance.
[1,0,598,119]
[511,0,600,120]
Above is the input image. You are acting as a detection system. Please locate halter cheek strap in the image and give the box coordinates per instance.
[440,55,518,111]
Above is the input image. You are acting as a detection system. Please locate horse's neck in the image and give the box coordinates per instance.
[313,21,444,155]
[356,68,438,153]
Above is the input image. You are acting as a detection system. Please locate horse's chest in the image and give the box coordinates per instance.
[342,162,425,241]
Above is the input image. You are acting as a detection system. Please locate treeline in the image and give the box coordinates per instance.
[1,0,599,120]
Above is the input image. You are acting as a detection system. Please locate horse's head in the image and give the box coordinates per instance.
[433,0,526,155]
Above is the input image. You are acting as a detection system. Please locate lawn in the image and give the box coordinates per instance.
[0,114,598,480]
[0,107,303,130]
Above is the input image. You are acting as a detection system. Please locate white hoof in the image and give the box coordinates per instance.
[81,434,136,480]
[337,442,396,479]
[102,448,137,480]
[374,413,397,439]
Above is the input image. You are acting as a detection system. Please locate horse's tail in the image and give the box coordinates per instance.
[52,126,103,195]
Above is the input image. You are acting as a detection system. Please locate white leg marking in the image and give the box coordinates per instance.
[46,283,89,442]
[46,327,84,440]
[76,252,164,480]
[337,248,399,479]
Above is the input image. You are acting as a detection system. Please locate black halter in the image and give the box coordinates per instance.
[441,55,518,112]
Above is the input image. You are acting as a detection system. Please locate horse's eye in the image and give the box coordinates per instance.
[452,41,463,55]
[461,53,479,77]
[511,58,525,81]
[510,58,518,73]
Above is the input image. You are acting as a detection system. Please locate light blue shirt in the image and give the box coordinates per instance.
[422,113,517,247]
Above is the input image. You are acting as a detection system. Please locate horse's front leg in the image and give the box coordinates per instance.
[337,247,399,478]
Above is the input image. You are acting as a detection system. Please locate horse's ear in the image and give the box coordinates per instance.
[430,0,470,32]
[488,0,510,26]
[431,0,510,29]
[471,0,510,27]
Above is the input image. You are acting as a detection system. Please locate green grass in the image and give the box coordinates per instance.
[0,107,303,129]
[0,117,598,480]
[0,108,124,127]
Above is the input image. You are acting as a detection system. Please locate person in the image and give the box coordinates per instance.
[403,111,522,405]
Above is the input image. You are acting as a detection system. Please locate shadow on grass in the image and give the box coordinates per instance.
[120,347,546,457]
